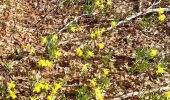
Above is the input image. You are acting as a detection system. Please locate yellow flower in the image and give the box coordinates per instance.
[158,8,164,14]
[38,60,52,68]
[41,37,47,43]
[8,81,15,89]
[54,50,62,58]
[158,14,166,21]
[70,26,76,32]
[99,4,105,10]
[52,35,58,40]
[33,85,41,93]
[82,63,89,72]
[106,0,112,6]
[76,47,83,57]
[44,83,50,91]
[90,32,96,39]
[47,95,55,100]
[7,90,17,99]
[24,44,31,49]
[94,87,103,100]
[87,50,94,57]
[90,78,96,86]
[103,68,109,75]
[98,42,105,49]
[38,60,46,67]
[29,48,35,54]
[52,88,57,94]
[46,60,53,68]
[111,21,117,27]
[150,50,157,57]
[156,66,165,75]
[95,0,100,6]
[54,83,62,90]
[164,91,170,97]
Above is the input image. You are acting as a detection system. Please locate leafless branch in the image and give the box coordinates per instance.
[113,85,170,100]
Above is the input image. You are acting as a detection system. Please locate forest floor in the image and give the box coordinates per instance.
[0,0,170,100]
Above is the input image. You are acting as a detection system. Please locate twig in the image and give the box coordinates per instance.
[57,14,88,34]
[113,86,170,100]
[139,0,143,12]
[107,7,170,32]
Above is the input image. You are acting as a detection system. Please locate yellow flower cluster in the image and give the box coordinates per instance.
[70,26,76,32]
[164,91,170,98]
[87,50,94,57]
[93,87,103,100]
[150,49,157,57]
[54,50,62,58]
[111,21,117,27]
[76,47,83,57]
[38,59,53,68]
[51,82,62,94]
[103,68,109,76]
[76,47,94,58]
[82,63,89,72]
[7,81,17,99]
[158,8,166,21]
[95,0,112,10]
[33,82,50,93]
[98,42,105,49]
[156,66,165,75]
[24,44,36,54]
[90,28,105,39]
[90,78,97,87]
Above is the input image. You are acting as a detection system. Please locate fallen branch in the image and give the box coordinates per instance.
[107,7,170,32]
[113,86,170,100]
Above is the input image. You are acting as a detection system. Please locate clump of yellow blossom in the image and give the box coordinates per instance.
[103,68,109,76]
[90,28,105,39]
[52,35,58,40]
[8,81,15,89]
[98,42,105,49]
[93,87,103,100]
[70,26,76,32]
[87,50,94,57]
[37,59,53,68]
[7,90,17,100]
[33,82,50,93]
[164,91,170,98]
[99,4,105,10]
[47,95,55,100]
[54,50,62,58]
[158,14,166,21]
[156,66,165,75]
[111,21,117,27]
[158,8,165,14]
[52,82,62,94]
[150,49,157,57]
[106,0,112,6]
[41,37,47,44]
[24,44,36,54]
[76,47,83,57]
[90,78,97,86]
[82,63,89,72]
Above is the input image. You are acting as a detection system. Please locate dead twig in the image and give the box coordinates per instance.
[113,85,170,100]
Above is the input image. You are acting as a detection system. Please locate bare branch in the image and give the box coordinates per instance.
[113,86,170,100]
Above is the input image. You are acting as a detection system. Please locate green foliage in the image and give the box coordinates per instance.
[140,13,158,28]
[76,86,92,100]
[102,50,113,65]
[131,48,157,73]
